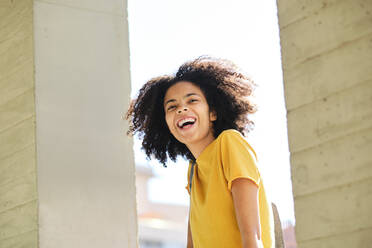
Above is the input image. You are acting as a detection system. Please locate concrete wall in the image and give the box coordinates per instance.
[277,0,372,247]
[1,0,138,247]
[33,0,137,247]
[0,0,39,247]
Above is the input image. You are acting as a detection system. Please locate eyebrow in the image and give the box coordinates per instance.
[164,93,199,106]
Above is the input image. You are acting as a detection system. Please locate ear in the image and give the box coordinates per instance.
[209,110,217,121]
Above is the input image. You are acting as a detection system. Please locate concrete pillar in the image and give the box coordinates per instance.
[0,0,138,247]
[277,0,372,247]
[0,0,38,247]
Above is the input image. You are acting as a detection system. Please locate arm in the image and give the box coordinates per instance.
[187,217,193,248]
[231,178,263,248]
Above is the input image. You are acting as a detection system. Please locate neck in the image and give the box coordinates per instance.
[187,134,215,159]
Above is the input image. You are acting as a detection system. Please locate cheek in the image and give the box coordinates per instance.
[165,115,179,138]
[164,113,173,130]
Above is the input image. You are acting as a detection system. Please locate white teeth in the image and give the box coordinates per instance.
[177,118,196,127]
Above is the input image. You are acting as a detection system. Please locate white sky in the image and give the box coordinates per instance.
[128,0,295,223]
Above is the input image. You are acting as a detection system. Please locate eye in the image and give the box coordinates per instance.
[167,105,176,111]
[189,99,198,103]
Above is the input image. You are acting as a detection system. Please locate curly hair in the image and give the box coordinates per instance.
[126,56,257,166]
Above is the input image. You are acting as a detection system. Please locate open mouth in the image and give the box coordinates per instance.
[177,117,196,129]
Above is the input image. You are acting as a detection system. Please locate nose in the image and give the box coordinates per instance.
[177,106,188,114]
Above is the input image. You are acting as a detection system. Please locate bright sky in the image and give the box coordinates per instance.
[128,0,295,223]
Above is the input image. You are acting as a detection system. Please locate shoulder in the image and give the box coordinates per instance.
[217,129,244,140]
[217,129,258,160]
[217,129,247,146]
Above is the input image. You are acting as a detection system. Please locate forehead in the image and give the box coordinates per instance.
[164,81,204,101]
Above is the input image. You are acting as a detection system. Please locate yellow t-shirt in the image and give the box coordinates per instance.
[186,129,274,248]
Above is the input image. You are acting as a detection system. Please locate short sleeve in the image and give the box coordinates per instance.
[220,130,261,191]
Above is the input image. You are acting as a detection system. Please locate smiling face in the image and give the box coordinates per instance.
[164,81,217,157]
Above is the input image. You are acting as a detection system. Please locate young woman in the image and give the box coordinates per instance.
[127,56,274,248]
